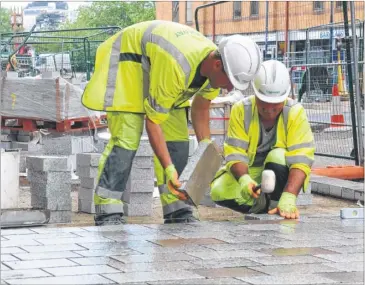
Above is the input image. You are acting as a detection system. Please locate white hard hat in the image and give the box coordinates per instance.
[218,35,261,91]
[252,60,291,103]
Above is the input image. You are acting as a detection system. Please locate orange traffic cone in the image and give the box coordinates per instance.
[330,84,345,127]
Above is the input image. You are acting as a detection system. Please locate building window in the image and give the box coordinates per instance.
[250,1,259,17]
[186,1,192,23]
[172,1,179,22]
[233,1,241,19]
[313,1,324,12]
[335,1,343,10]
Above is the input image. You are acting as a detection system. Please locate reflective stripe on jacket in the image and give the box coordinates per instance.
[224,95,315,181]
[82,20,220,124]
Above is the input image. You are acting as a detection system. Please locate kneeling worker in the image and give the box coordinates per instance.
[210,60,315,219]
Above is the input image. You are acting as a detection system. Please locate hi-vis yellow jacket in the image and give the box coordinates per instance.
[224,95,315,188]
[82,20,220,124]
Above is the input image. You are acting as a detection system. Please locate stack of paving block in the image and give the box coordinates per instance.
[43,135,95,177]
[122,138,155,217]
[76,153,101,214]
[26,156,72,223]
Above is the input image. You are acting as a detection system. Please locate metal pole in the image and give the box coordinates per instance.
[330,1,334,64]
[264,1,269,60]
[350,2,364,165]
[343,1,360,165]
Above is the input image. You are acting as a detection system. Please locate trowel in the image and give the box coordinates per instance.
[168,141,224,207]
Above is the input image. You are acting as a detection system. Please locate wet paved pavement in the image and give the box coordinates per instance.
[1,214,364,284]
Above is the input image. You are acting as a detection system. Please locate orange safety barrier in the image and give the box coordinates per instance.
[312,165,364,180]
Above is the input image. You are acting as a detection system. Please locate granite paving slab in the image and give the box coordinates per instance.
[5,274,115,284]
[1,215,363,285]
[148,277,248,284]
[102,270,204,284]
[318,271,364,284]
[237,273,341,284]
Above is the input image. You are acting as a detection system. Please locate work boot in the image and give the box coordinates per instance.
[164,209,199,224]
[94,213,126,226]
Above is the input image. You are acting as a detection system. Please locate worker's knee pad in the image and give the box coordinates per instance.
[264,148,289,201]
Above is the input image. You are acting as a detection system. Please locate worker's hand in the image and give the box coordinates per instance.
[268,192,299,219]
[238,174,260,200]
[165,164,187,200]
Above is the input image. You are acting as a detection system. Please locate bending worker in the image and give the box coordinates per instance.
[211,60,315,219]
[82,20,262,225]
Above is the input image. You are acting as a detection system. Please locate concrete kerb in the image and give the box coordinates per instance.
[310,174,364,202]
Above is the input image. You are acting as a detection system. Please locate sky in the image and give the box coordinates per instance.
[0,1,86,11]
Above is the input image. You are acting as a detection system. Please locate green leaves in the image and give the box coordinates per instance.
[0,7,12,33]
[61,1,155,30]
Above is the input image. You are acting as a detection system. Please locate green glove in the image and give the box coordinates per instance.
[164,164,186,200]
[238,174,259,206]
[200,138,212,144]
[268,192,299,219]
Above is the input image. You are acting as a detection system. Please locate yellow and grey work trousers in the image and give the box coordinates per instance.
[94,108,191,224]
[210,148,289,214]
[153,108,192,218]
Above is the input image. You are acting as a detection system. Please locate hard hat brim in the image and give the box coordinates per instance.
[252,84,291,103]
[228,75,250,91]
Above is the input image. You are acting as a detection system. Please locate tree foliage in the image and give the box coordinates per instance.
[0,8,12,34]
[62,1,155,30]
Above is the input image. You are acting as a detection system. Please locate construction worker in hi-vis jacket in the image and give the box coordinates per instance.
[82,20,262,225]
[211,60,315,219]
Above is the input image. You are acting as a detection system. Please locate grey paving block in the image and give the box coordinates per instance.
[1,255,20,261]
[0,210,50,229]
[5,274,115,284]
[27,170,71,185]
[12,142,42,152]
[324,261,365,272]
[13,251,81,261]
[43,136,82,155]
[103,270,204,284]
[78,187,94,201]
[314,252,363,263]
[128,167,154,181]
[296,193,313,206]
[1,247,27,254]
[244,214,284,221]
[237,273,340,284]
[73,248,137,257]
[245,255,327,266]
[80,177,98,189]
[33,236,114,245]
[186,249,269,260]
[248,263,340,275]
[319,271,364,284]
[122,192,153,204]
[78,199,95,214]
[135,139,154,157]
[125,179,155,193]
[31,194,72,211]
[1,228,36,235]
[123,203,153,217]
[354,190,364,201]
[76,153,101,167]
[16,135,31,142]
[21,244,85,253]
[199,193,217,207]
[76,166,98,178]
[329,184,343,198]
[1,269,52,280]
[342,187,355,200]
[3,258,77,270]
[48,210,72,224]
[30,181,71,198]
[0,141,12,149]
[132,156,153,168]
[43,264,120,276]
